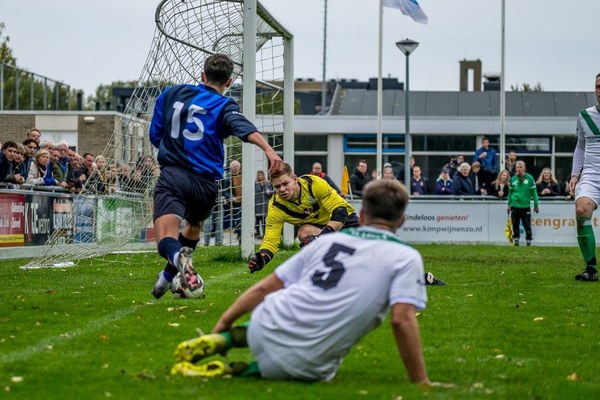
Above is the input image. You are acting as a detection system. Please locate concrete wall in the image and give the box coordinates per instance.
[0,111,122,157]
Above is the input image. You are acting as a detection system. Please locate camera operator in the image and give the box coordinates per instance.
[444,154,464,178]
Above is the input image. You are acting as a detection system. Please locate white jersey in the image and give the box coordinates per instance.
[247,226,427,381]
[572,105,600,178]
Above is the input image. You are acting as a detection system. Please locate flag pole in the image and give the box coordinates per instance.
[321,0,328,112]
[376,0,384,179]
[499,0,506,171]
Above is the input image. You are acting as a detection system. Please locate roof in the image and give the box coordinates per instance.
[331,89,596,117]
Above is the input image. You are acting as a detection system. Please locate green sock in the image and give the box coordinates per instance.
[224,361,261,377]
[577,218,597,270]
[219,322,250,350]
[219,331,233,350]
[238,361,261,378]
[230,325,248,348]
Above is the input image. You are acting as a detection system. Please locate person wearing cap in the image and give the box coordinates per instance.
[435,167,453,195]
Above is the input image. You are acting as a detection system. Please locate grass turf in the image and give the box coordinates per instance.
[1,244,599,399]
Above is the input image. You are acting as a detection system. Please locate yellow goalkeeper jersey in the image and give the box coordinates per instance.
[259,175,355,255]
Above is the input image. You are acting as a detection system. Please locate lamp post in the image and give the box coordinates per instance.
[396,39,419,188]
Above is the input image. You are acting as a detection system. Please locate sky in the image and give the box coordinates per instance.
[2,0,599,97]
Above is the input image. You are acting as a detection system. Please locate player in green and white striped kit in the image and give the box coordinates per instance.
[569,73,600,282]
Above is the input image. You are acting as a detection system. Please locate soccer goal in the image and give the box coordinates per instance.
[21,0,293,269]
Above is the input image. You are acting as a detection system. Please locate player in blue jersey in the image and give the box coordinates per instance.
[149,54,283,299]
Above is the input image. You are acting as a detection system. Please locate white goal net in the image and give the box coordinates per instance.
[22,0,293,269]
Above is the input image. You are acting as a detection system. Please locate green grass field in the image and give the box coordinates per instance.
[1,244,599,399]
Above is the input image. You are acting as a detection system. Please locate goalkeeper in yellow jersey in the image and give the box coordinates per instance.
[248,163,359,273]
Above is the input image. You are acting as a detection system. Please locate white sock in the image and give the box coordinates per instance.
[171,251,180,267]
[158,272,171,288]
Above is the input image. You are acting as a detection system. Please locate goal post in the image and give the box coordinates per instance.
[21,0,293,269]
[239,0,295,257]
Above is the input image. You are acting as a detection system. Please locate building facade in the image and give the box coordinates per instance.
[1,87,593,191]
[259,87,592,190]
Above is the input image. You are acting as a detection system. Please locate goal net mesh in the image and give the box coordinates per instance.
[22,0,291,269]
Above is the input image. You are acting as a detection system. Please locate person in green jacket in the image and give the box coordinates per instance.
[507,160,539,246]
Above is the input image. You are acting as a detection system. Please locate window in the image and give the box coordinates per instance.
[416,155,453,183]
[506,136,551,153]
[267,133,283,150]
[516,155,551,181]
[555,136,576,153]
[295,156,329,177]
[295,135,327,151]
[344,134,405,153]
[412,135,476,152]
[554,157,573,186]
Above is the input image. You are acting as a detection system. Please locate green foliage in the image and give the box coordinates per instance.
[0,67,74,111]
[0,22,16,66]
[256,91,300,114]
[1,244,599,399]
[86,80,139,111]
[0,23,73,111]
[511,82,544,92]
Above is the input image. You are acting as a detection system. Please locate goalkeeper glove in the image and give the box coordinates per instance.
[299,226,336,248]
[299,235,318,248]
[248,250,273,273]
[320,225,336,235]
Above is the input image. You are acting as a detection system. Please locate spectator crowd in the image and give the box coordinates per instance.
[2,129,573,251]
[1,128,160,195]
[347,137,572,201]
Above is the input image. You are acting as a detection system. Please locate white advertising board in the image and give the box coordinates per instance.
[348,199,584,246]
[393,200,579,245]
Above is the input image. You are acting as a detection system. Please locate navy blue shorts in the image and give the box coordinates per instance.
[153,166,218,225]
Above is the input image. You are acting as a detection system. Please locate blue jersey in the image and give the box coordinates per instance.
[149,84,257,179]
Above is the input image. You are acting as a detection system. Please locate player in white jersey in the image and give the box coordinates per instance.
[569,73,600,282]
[171,179,432,389]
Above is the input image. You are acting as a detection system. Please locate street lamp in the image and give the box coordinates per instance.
[396,39,419,188]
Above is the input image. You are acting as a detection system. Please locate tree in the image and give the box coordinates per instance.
[511,82,544,92]
[1,22,75,111]
[0,22,16,66]
[85,80,139,111]
[256,91,300,114]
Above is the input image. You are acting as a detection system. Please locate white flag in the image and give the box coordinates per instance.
[383,0,429,24]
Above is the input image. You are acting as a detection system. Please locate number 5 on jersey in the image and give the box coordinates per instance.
[312,243,356,290]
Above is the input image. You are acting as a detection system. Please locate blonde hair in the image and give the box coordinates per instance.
[492,170,510,189]
[382,166,396,180]
[95,155,107,168]
[536,167,558,185]
[16,143,26,156]
[34,148,50,161]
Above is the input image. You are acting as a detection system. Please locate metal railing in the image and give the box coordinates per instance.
[0,63,71,111]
